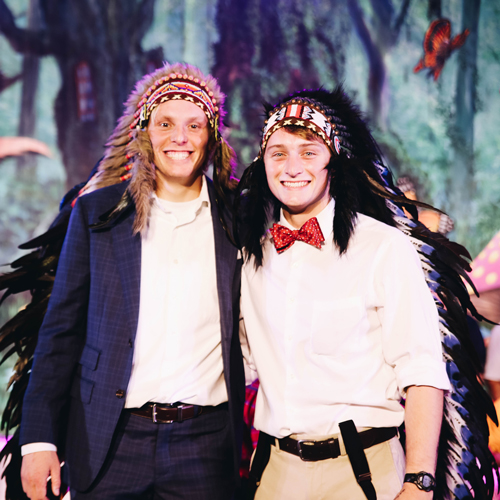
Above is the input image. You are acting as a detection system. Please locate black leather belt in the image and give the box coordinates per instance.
[127,402,227,424]
[273,426,398,462]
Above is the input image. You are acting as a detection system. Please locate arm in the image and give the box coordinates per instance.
[394,385,443,499]
[372,233,448,499]
[377,232,450,394]
[20,198,91,498]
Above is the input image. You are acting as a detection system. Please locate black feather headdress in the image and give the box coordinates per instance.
[237,87,424,264]
[236,85,499,499]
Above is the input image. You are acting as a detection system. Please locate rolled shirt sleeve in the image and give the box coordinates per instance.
[375,231,451,393]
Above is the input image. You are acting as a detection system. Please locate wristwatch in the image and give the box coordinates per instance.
[404,471,436,492]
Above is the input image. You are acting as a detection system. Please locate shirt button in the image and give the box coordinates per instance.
[173,259,179,264]
[116,389,125,398]
[292,262,299,269]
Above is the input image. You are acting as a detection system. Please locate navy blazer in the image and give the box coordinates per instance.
[20,179,245,491]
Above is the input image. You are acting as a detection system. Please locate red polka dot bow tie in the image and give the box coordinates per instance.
[270,217,325,254]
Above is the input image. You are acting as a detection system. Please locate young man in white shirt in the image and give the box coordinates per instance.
[19,63,244,500]
[237,87,451,500]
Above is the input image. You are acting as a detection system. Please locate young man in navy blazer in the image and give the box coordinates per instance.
[20,63,244,500]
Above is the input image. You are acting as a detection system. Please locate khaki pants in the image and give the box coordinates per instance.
[254,435,405,500]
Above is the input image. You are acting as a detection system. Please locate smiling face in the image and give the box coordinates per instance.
[148,99,210,200]
[263,127,332,227]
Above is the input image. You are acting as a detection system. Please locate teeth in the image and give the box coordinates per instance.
[165,151,190,160]
[282,181,309,188]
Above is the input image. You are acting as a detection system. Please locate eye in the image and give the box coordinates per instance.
[303,151,316,157]
[159,122,170,128]
[272,152,285,158]
[190,124,199,129]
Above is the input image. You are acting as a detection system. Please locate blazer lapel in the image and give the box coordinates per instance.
[111,208,142,339]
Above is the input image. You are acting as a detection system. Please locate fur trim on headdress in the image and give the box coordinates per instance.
[83,62,236,234]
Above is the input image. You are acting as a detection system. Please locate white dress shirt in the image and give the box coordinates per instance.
[22,176,227,456]
[240,198,450,439]
[125,176,227,408]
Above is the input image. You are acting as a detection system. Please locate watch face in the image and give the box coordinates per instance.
[421,476,432,488]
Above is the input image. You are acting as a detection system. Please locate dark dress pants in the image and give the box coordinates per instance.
[70,406,235,500]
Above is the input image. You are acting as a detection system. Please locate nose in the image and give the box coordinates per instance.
[171,125,188,145]
[284,154,303,177]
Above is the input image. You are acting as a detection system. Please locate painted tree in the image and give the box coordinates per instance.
[427,0,442,19]
[449,0,481,243]
[0,0,161,189]
[0,69,21,93]
[16,0,42,178]
[184,0,210,73]
[213,0,350,169]
[348,0,412,127]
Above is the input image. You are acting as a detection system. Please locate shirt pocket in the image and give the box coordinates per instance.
[311,296,364,356]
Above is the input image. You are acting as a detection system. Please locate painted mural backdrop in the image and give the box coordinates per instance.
[0,0,499,405]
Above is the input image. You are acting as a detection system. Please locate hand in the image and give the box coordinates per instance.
[21,451,61,500]
[394,482,434,499]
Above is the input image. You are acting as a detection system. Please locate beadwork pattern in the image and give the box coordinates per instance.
[261,99,338,152]
[130,73,219,130]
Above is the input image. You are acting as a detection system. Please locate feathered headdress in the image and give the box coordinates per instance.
[82,61,237,233]
[237,85,499,499]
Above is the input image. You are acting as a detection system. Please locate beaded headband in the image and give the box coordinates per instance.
[130,73,220,133]
[261,98,351,156]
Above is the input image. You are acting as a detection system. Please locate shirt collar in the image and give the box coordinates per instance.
[154,175,210,216]
[278,198,335,240]
[197,175,211,209]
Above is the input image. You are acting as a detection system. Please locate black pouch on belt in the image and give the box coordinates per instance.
[339,420,377,500]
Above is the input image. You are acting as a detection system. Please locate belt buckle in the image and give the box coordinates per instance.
[152,403,174,424]
[296,439,316,461]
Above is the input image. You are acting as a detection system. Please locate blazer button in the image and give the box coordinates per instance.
[116,389,125,398]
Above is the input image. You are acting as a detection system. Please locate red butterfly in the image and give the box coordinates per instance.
[414,19,469,81]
